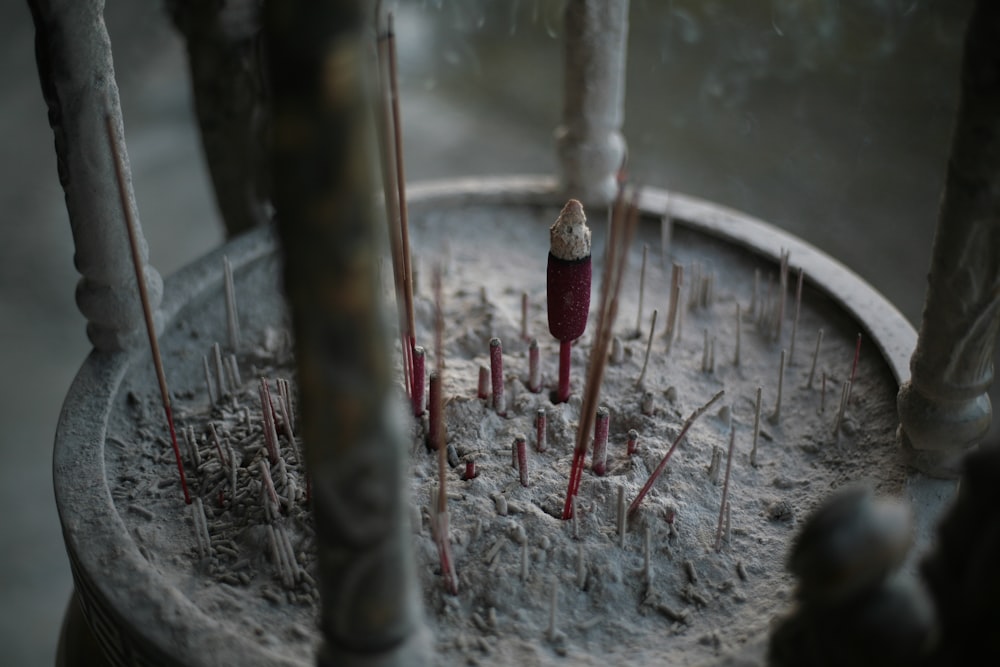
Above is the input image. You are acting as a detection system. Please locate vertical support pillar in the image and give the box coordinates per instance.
[168,0,271,237]
[28,0,163,352]
[264,2,429,665]
[897,0,1000,477]
[555,0,630,206]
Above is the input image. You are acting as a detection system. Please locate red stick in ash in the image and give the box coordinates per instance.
[547,199,592,403]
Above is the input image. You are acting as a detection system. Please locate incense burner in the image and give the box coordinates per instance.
[53,177,952,666]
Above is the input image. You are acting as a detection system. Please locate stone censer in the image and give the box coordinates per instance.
[31,0,1000,665]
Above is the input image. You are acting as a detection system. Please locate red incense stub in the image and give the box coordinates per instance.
[477,365,490,400]
[627,428,639,457]
[411,346,426,418]
[427,370,442,450]
[547,199,592,403]
[535,408,547,452]
[489,337,506,416]
[528,338,541,393]
[515,434,529,487]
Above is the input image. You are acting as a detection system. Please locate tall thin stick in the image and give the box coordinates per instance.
[636,309,658,387]
[847,332,862,403]
[806,328,824,389]
[789,268,804,364]
[714,424,736,551]
[107,114,190,505]
[635,243,648,335]
[223,255,240,350]
[663,262,682,350]
[375,11,414,398]
[432,266,457,594]
[563,183,640,519]
[387,13,417,380]
[628,389,725,516]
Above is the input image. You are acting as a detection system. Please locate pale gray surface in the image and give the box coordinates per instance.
[0,1,973,665]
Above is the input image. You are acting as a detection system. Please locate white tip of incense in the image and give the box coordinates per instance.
[549,199,591,260]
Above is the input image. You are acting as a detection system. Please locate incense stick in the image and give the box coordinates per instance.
[562,184,640,519]
[431,265,457,594]
[106,113,190,505]
[628,389,725,517]
[374,11,414,398]
[387,13,417,377]
[714,424,737,551]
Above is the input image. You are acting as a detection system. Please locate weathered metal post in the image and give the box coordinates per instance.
[264,1,430,665]
[168,0,271,237]
[897,0,1000,477]
[28,0,163,351]
[555,0,630,206]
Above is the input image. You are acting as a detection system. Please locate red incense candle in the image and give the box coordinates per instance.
[547,199,592,403]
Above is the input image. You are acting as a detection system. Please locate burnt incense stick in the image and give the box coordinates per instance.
[635,243,648,335]
[714,424,737,552]
[528,338,542,393]
[834,380,850,436]
[626,428,638,457]
[847,332,862,403]
[213,342,227,396]
[660,209,671,267]
[591,406,610,476]
[770,349,786,423]
[223,255,240,350]
[820,371,828,412]
[490,337,506,416]
[477,365,489,400]
[807,328,824,389]
[628,389,725,517]
[636,309,658,387]
[107,113,190,505]
[563,185,640,520]
[750,386,762,467]
[521,291,530,341]
[617,484,626,547]
[536,408,547,452]
[203,356,216,405]
[734,303,742,366]
[431,265,457,594]
[411,346,426,417]
[664,263,682,350]
[775,250,789,342]
[515,434,529,487]
[789,268,804,364]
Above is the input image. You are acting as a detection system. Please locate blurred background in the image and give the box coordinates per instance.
[0,0,972,664]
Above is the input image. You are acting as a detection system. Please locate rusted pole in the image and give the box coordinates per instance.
[264,1,429,665]
[28,0,163,351]
[898,0,1000,477]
